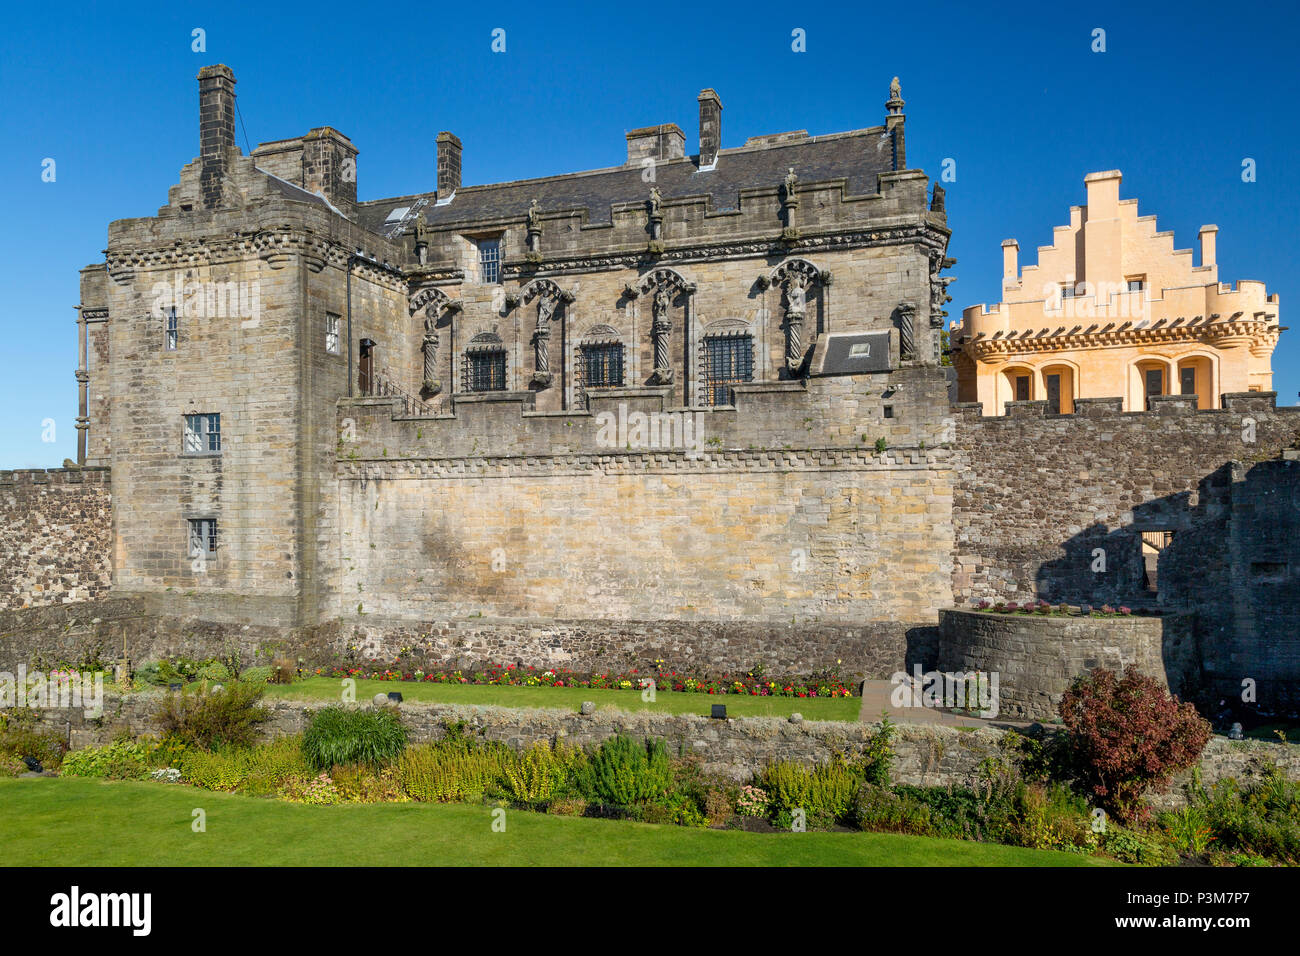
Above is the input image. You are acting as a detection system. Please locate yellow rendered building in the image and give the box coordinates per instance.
[952,169,1282,414]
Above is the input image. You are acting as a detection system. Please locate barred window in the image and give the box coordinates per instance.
[703,335,753,406]
[325,312,340,354]
[582,343,624,389]
[188,518,218,556]
[183,413,221,454]
[478,238,501,284]
[165,307,179,351]
[468,350,506,392]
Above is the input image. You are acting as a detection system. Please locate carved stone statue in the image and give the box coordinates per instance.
[648,187,661,217]
[532,296,554,385]
[647,188,664,243]
[525,199,542,256]
[526,198,541,231]
[785,273,807,319]
[537,295,553,328]
[890,76,901,100]
[783,167,798,201]
[649,284,673,384]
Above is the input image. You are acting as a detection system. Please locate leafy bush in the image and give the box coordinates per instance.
[0,753,28,777]
[1160,805,1215,856]
[60,739,152,780]
[579,736,671,807]
[1005,783,1097,852]
[858,718,895,787]
[331,762,405,803]
[500,742,584,806]
[1100,825,1178,865]
[155,682,270,751]
[180,736,313,795]
[395,738,512,802]
[643,792,708,827]
[279,772,342,805]
[0,712,67,770]
[736,785,769,817]
[240,666,273,685]
[1197,766,1300,864]
[1059,668,1211,822]
[848,784,934,836]
[759,757,860,827]
[302,706,407,770]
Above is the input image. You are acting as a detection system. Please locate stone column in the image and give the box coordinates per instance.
[898,302,917,361]
[421,316,440,394]
[75,307,88,464]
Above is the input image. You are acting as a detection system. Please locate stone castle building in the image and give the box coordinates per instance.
[1,66,1296,717]
[952,170,1283,415]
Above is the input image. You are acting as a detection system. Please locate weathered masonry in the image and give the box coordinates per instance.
[72,65,955,642]
[1,65,1291,716]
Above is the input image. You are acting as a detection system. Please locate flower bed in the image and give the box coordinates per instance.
[311,662,855,699]
[971,599,1144,618]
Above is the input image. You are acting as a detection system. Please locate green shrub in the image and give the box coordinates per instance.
[195,661,230,682]
[1160,805,1215,856]
[302,706,407,769]
[179,748,249,791]
[500,742,582,806]
[1197,766,1300,864]
[395,739,512,802]
[60,739,152,780]
[0,753,27,777]
[848,784,934,836]
[579,736,671,807]
[155,681,269,751]
[1100,825,1178,866]
[858,718,896,787]
[0,712,68,770]
[758,761,811,815]
[240,666,273,684]
[643,792,708,827]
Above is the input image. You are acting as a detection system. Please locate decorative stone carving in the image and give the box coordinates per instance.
[783,273,808,371]
[780,167,800,241]
[647,187,664,248]
[929,252,956,328]
[421,316,441,395]
[650,285,673,384]
[887,76,905,115]
[898,301,918,361]
[525,199,542,263]
[413,212,432,266]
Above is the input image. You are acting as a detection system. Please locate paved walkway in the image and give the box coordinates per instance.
[857,679,1033,730]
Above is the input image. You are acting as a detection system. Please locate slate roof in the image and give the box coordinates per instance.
[353,126,896,236]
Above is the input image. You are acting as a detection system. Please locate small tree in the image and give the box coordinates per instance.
[1060,668,1211,822]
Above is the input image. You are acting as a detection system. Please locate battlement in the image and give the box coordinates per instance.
[338,368,953,463]
[953,390,1290,421]
[0,466,111,487]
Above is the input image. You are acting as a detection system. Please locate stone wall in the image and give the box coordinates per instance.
[953,392,1300,710]
[0,468,111,612]
[937,608,1189,721]
[32,692,1299,809]
[329,372,955,649]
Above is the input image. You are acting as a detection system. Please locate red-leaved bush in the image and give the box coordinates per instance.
[1059,668,1211,823]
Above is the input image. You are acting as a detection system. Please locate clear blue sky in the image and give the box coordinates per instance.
[1,0,1296,466]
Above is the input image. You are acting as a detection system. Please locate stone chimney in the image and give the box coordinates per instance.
[698,90,722,168]
[437,132,462,197]
[1082,169,1123,287]
[1002,239,1019,283]
[1199,224,1218,269]
[302,127,358,206]
[626,124,685,166]
[198,64,237,209]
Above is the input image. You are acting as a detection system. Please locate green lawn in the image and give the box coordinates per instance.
[0,778,1115,867]
[263,677,862,722]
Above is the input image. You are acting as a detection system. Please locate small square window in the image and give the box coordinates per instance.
[478,238,501,284]
[325,313,340,354]
[184,413,221,454]
[1126,276,1146,293]
[188,518,218,557]
[582,343,624,388]
[468,350,506,391]
[165,307,179,351]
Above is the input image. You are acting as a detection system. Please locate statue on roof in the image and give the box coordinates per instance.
[526,198,541,231]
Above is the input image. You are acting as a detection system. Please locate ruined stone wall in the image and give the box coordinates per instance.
[0,469,111,612]
[952,391,1300,710]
